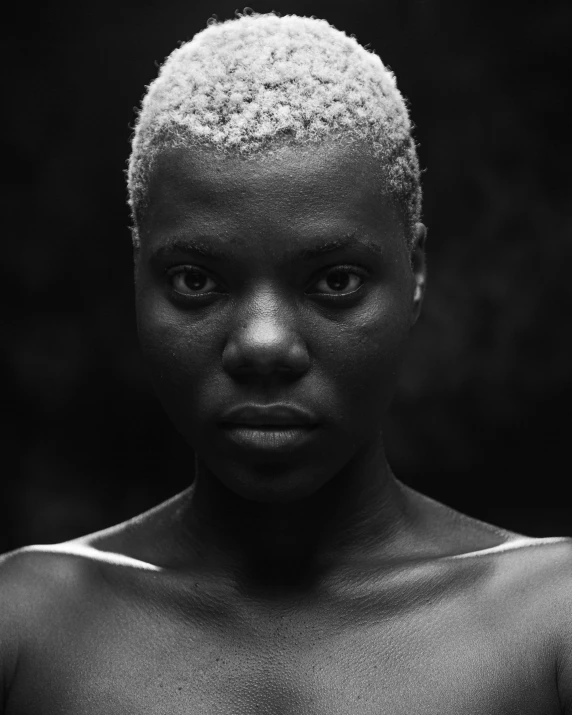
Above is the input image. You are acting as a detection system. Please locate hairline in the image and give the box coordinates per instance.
[132,132,415,253]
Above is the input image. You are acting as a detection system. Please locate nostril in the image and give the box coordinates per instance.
[221,325,310,378]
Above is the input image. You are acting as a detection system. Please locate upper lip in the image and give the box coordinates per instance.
[219,404,318,426]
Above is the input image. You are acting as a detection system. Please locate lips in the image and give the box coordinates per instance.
[219,404,318,427]
[218,404,319,452]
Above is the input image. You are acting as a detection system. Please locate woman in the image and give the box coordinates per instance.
[1,11,571,713]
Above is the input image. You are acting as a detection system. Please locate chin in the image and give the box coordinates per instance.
[206,459,334,505]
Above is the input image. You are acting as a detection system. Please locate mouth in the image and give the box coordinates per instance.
[218,404,319,451]
[219,403,318,427]
[220,424,318,451]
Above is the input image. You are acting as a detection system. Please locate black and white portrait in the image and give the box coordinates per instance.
[2,2,571,712]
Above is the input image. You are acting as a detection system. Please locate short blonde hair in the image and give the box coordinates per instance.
[127,10,422,249]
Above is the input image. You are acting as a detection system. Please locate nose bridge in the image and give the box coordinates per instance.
[243,285,290,343]
[222,284,310,377]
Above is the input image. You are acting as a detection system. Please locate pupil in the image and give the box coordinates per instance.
[327,271,349,291]
[185,270,206,291]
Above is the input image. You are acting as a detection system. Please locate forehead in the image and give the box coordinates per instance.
[141,140,405,253]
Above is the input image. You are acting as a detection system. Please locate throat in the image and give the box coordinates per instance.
[174,459,412,599]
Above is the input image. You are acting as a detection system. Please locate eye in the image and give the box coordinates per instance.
[167,266,222,296]
[309,267,365,296]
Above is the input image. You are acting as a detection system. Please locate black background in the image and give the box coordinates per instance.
[2,0,571,553]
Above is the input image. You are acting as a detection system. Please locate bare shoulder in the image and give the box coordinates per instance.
[0,544,102,702]
[446,534,572,623]
[508,535,572,624]
[1,542,102,583]
[0,540,164,709]
[406,486,572,596]
[0,539,160,603]
[0,537,163,624]
[0,543,106,636]
[0,542,115,605]
[487,536,572,711]
[466,534,572,583]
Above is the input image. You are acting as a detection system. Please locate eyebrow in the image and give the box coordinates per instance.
[290,232,384,261]
[151,231,384,263]
[151,237,228,262]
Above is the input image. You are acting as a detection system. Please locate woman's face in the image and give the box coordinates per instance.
[134,140,423,503]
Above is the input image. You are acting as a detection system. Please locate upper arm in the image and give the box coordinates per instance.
[541,541,572,714]
[0,550,34,711]
[558,596,572,713]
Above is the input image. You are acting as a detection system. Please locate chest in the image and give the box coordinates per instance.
[9,591,560,715]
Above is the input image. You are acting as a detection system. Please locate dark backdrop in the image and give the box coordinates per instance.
[2,0,571,552]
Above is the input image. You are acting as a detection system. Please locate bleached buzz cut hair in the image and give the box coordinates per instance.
[127,10,422,250]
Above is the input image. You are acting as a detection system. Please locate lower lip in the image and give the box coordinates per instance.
[221,425,318,451]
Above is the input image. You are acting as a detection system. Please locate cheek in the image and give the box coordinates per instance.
[317,299,411,419]
[135,299,220,403]
[136,305,232,450]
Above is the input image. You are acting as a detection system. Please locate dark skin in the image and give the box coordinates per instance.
[2,139,572,714]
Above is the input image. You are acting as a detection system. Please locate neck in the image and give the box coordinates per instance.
[173,441,414,598]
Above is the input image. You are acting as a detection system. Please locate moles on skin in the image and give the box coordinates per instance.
[2,139,572,714]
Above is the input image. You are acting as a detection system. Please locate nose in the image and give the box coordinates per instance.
[221,291,310,379]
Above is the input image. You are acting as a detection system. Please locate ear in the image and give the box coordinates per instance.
[410,222,427,325]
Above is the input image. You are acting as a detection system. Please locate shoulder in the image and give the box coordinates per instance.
[440,536,572,712]
[456,536,572,659]
[0,539,160,603]
[0,543,110,700]
[426,533,572,631]
[0,543,108,609]
[0,539,162,632]
[0,543,105,635]
[483,535,572,588]
[445,534,572,595]
[496,537,572,712]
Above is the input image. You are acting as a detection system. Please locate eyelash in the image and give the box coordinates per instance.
[165,264,368,301]
[166,266,223,298]
[306,265,367,297]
